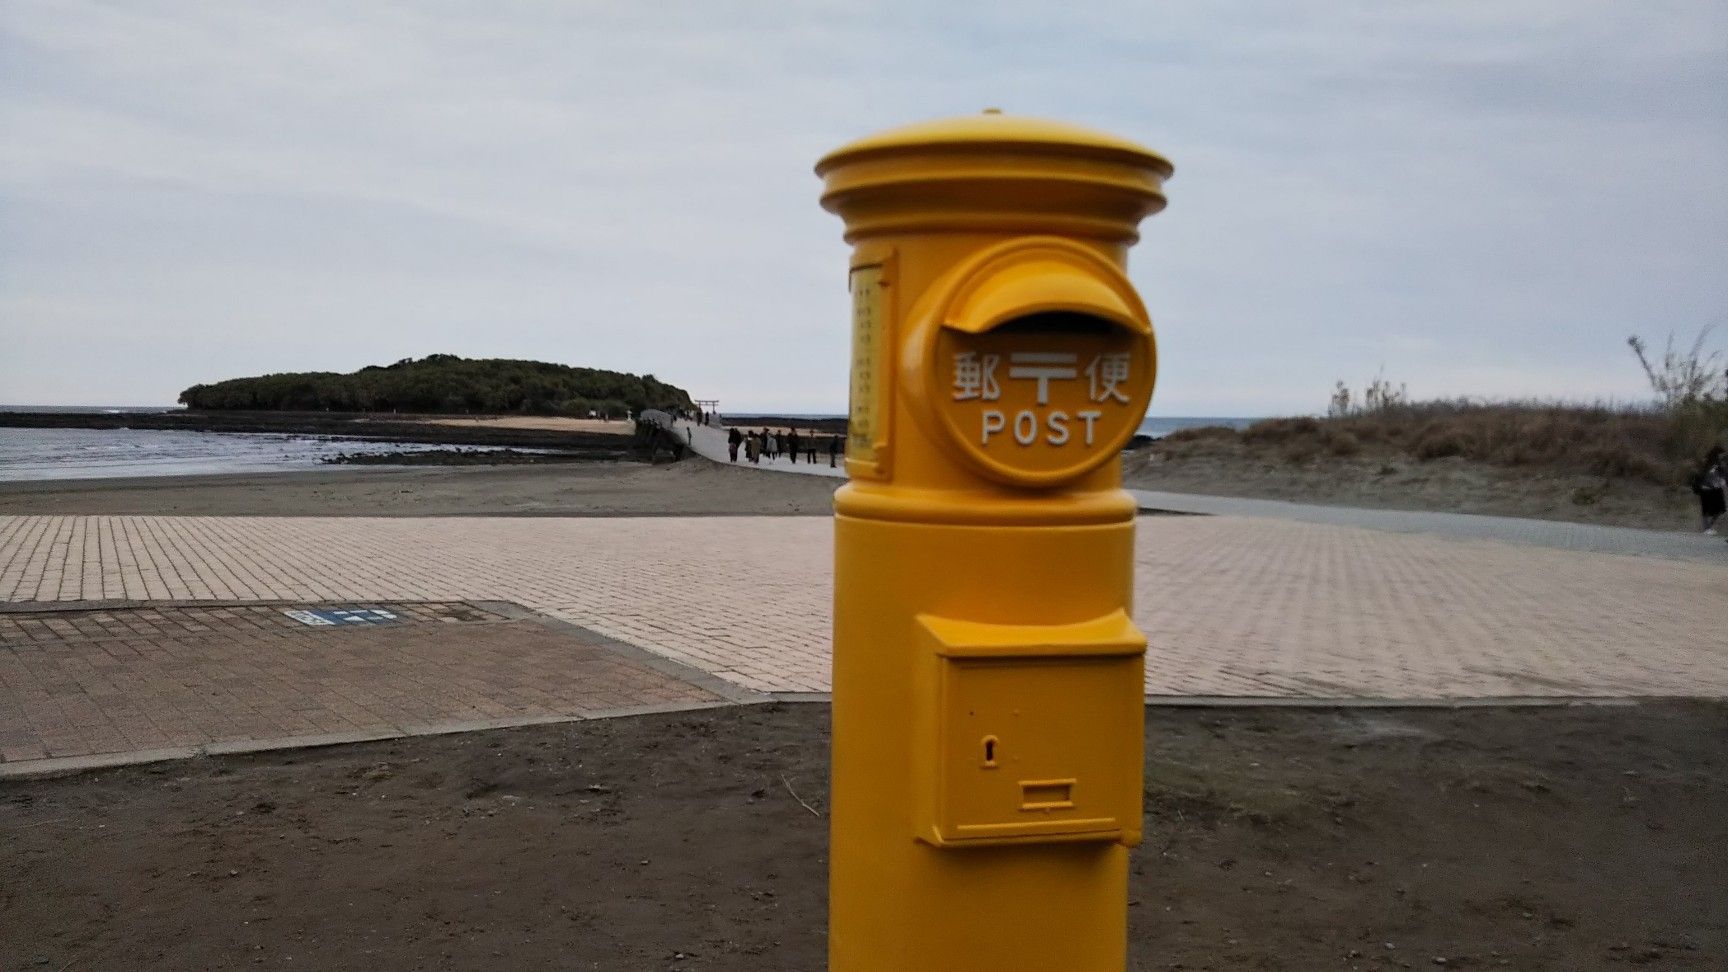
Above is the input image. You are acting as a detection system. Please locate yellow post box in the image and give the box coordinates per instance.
[817,112,1172,970]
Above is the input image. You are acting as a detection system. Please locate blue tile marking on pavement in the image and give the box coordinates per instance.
[283,608,400,626]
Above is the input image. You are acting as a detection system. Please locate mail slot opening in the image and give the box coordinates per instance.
[1020,779,1076,811]
[993,311,1119,337]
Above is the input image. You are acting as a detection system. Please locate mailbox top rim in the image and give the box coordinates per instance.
[815,112,1173,177]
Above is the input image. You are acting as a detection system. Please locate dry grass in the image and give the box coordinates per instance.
[1163,425,1241,444]
[1162,401,1727,488]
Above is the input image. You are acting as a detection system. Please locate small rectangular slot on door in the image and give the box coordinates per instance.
[1019,779,1075,811]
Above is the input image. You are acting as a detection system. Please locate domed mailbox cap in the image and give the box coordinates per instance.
[817,112,1173,245]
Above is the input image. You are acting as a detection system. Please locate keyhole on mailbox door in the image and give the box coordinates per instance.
[982,735,999,768]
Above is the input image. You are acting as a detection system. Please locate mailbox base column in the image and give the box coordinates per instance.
[830,509,1142,972]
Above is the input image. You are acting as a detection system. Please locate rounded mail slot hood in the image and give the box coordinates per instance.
[940,247,1151,338]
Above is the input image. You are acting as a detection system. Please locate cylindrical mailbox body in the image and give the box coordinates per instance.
[818,114,1172,970]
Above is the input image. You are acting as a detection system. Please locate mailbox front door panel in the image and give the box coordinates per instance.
[938,656,1141,843]
[914,611,1146,848]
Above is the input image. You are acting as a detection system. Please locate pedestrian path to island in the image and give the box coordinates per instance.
[657,414,1723,564]
[658,414,845,479]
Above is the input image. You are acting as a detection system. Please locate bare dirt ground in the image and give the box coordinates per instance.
[0,460,839,517]
[2,702,1722,971]
[1125,442,1696,531]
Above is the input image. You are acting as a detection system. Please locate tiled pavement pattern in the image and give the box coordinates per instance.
[0,600,724,764]
[3,514,1725,701]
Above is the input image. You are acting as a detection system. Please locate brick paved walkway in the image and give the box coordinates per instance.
[0,600,729,767]
[3,514,1724,702]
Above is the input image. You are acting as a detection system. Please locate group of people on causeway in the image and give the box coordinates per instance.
[1694,446,1728,541]
[727,426,843,467]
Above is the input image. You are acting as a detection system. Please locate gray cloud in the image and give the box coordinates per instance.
[2,0,1724,414]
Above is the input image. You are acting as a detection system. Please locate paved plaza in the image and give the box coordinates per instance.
[3,513,1724,752]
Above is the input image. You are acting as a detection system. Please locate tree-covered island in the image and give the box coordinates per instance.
[178,354,694,418]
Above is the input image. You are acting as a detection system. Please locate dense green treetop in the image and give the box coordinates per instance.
[178,354,693,418]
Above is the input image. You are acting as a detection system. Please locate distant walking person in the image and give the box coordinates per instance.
[805,435,818,463]
[829,435,842,467]
[745,431,760,464]
[727,427,742,462]
[766,430,780,461]
[1697,446,1726,535]
[786,429,802,464]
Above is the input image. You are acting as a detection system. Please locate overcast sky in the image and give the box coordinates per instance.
[2,1,1724,415]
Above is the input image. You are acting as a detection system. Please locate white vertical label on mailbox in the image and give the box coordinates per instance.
[848,265,887,465]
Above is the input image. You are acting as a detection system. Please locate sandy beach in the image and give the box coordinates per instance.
[0,459,839,517]
[4,448,1709,529]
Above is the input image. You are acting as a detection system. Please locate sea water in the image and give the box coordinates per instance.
[1135,416,1258,438]
[0,427,504,482]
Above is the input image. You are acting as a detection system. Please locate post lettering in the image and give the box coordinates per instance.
[1045,410,1070,445]
[1013,410,1037,445]
[1007,352,1079,405]
[1078,410,1102,445]
[953,352,1001,401]
[981,409,1006,444]
[1084,352,1132,404]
